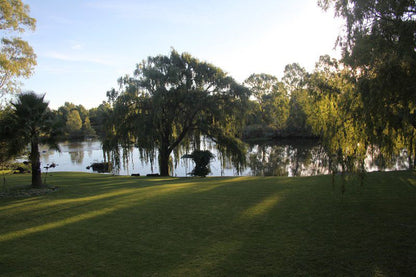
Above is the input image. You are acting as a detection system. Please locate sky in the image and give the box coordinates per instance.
[20,0,343,109]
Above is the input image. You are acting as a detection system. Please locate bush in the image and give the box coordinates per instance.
[183,150,214,177]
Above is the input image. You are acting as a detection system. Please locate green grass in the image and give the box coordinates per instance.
[0,171,415,276]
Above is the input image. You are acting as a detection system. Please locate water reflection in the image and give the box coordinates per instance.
[365,147,409,172]
[247,139,329,177]
[36,139,409,176]
[69,151,84,164]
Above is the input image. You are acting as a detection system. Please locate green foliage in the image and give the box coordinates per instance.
[307,55,368,190]
[82,116,96,137]
[88,102,111,137]
[286,89,313,136]
[244,73,289,130]
[66,109,82,137]
[243,65,315,139]
[104,49,249,176]
[183,150,214,177]
[282,63,308,94]
[0,0,36,98]
[0,105,14,165]
[0,92,60,187]
[283,63,314,137]
[320,0,416,169]
[55,102,97,139]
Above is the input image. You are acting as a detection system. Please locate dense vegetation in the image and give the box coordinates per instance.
[1,171,415,276]
[0,92,60,188]
[0,0,414,180]
[0,1,415,275]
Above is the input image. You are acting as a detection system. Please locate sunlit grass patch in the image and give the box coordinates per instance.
[239,192,281,220]
[0,171,415,276]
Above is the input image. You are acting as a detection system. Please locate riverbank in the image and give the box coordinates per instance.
[1,171,415,276]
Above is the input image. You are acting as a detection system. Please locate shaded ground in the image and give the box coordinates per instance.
[0,171,415,276]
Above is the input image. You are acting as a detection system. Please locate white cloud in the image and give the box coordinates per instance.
[44,51,115,66]
[85,0,213,25]
[71,44,82,50]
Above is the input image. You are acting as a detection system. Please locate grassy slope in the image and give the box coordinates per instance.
[0,171,415,276]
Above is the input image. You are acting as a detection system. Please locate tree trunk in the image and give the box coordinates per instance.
[408,136,415,170]
[30,137,43,188]
[159,142,171,176]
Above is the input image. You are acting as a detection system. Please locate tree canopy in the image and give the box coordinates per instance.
[0,0,36,98]
[244,73,289,131]
[104,50,249,176]
[0,92,60,187]
[320,0,416,168]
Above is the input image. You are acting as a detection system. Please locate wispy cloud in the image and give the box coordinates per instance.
[44,51,115,66]
[71,43,82,50]
[85,0,213,25]
[67,40,83,50]
[35,64,98,75]
[47,15,73,25]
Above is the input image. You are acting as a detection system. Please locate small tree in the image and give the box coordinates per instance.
[183,150,214,177]
[1,92,60,188]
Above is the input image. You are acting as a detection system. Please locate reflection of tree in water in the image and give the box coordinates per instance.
[39,147,58,166]
[248,140,410,177]
[288,143,312,176]
[69,151,84,164]
[367,147,409,171]
[249,144,289,176]
[40,150,53,164]
[307,146,330,176]
[66,141,85,165]
[248,139,323,176]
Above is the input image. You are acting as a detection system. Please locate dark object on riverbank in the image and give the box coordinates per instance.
[43,163,58,184]
[86,162,112,173]
[131,173,140,177]
[146,173,160,177]
[13,167,30,174]
[45,163,57,169]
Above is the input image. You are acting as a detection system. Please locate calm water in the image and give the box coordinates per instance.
[38,140,242,176]
[36,139,409,176]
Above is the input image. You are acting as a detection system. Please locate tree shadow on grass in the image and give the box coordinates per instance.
[180,173,416,276]
[0,172,415,276]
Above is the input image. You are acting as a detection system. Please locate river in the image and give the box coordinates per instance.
[35,139,409,177]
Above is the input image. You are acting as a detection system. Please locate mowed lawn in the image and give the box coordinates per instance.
[0,171,415,276]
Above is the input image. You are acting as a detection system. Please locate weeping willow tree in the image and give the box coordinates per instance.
[103,50,249,176]
[319,0,416,169]
[307,56,368,192]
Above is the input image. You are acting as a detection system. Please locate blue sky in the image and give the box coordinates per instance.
[21,0,342,109]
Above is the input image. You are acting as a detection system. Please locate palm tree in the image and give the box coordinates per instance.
[3,92,60,188]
